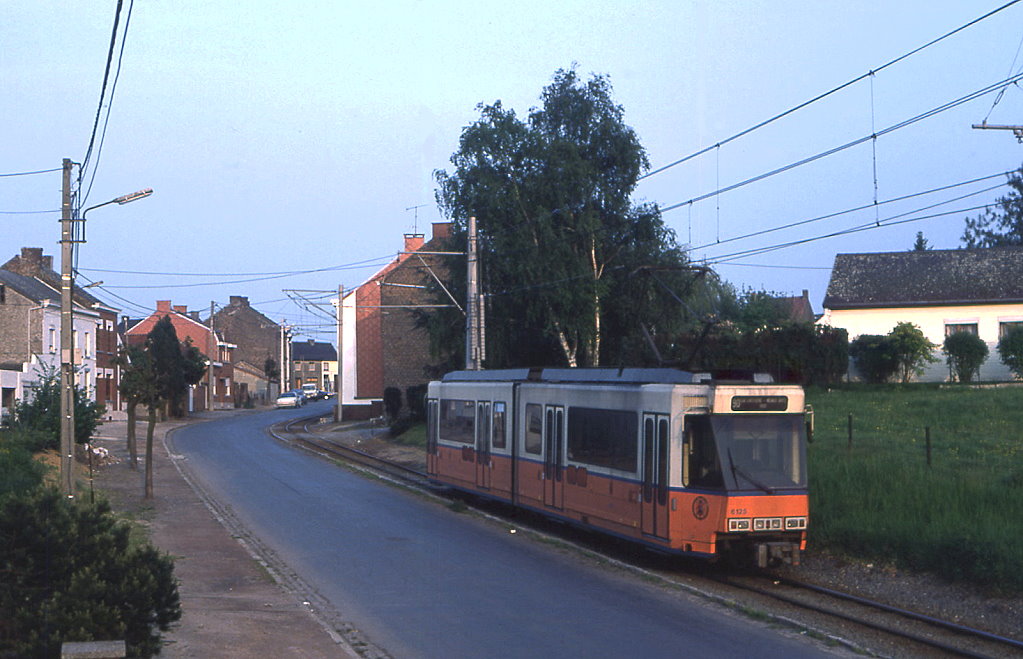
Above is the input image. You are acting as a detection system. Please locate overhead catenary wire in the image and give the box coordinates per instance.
[0,167,62,178]
[79,0,125,186]
[640,0,1023,182]
[660,70,1023,214]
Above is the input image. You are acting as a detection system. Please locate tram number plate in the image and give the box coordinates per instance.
[729,508,748,516]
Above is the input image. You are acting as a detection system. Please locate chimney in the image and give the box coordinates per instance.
[404,233,425,253]
[156,300,172,312]
[173,305,188,314]
[229,295,249,308]
[432,222,451,240]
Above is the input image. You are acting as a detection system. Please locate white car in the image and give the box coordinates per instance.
[275,391,303,408]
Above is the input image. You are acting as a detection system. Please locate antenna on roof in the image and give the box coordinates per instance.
[405,204,428,234]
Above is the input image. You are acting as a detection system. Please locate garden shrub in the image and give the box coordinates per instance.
[0,488,181,658]
[943,331,988,382]
[997,325,1023,379]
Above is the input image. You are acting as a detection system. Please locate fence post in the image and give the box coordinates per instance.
[847,413,853,450]
[926,427,932,467]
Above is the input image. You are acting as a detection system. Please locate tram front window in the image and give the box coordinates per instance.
[712,415,807,492]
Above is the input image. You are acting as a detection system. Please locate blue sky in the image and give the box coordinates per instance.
[4,1,1022,341]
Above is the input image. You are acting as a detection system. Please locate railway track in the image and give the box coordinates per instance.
[272,414,1023,658]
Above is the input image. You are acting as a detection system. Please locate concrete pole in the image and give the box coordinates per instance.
[59,158,76,498]
[335,285,343,422]
[465,215,480,370]
[208,301,215,411]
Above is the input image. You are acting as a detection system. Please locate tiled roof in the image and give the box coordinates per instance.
[292,340,337,361]
[0,269,60,303]
[823,247,1023,309]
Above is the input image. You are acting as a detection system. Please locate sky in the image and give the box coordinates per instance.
[4,1,1023,343]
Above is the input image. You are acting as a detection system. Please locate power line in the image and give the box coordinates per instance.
[641,0,1023,181]
[0,208,60,215]
[80,0,136,205]
[79,0,125,183]
[660,71,1023,214]
[689,169,1014,251]
[78,254,393,278]
[0,167,62,178]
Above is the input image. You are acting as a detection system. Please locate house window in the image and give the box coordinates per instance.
[1000,321,1023,339]
[48,328,57,353]
[944,323,978,336]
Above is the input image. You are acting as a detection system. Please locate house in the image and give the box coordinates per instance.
[818,247,1023,381]
[291,340,337,392]
[770,290,816,324]
[124,300,237,409]
[211,295,282,403]
[339,222,454,418]
[0,247,119,411]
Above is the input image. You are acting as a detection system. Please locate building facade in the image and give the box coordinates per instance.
[339,222,453,418]
[818,248,1023,382]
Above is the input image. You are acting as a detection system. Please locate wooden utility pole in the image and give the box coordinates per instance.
[335,284,343,422]
[59,158,76,498]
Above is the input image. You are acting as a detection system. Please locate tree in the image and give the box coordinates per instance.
[889,322,938,383]
[962,165,1023,248]
[142,317,193,499]
[912,231,931,251]
[264,356,279,399]
[113,345,158,470]
[943,331,988,382]
[434,67,691,368]
[997,325,1023,379]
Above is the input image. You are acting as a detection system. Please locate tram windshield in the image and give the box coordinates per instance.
[685,414,807,492]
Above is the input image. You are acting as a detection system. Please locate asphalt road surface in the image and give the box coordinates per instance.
[170,403,840,658]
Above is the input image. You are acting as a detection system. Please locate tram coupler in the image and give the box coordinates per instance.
[755,541,801,568]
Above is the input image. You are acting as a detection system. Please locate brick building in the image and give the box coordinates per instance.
[124,300,236,410]
[1,247,120,410]
[211,295,282,403]
[338,222,454,419]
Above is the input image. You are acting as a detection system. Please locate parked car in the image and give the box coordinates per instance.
[275,391,303,408]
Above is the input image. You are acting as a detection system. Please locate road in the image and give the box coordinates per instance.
[169,403,841,658]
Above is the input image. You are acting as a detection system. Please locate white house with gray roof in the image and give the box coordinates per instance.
[817,247,1023,382]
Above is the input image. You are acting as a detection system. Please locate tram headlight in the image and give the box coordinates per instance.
[728,518,751,532]
[784,516,807,530]
[752,517,783,531]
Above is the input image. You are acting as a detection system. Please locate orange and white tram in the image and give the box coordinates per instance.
[426,368,810,567]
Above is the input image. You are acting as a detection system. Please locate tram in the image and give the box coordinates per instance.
[426,368,810,567]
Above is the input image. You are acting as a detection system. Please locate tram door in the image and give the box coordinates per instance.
[641,414,670,539]
[426,399,438,476]
[475,401,492,489]
[543,405,564,509]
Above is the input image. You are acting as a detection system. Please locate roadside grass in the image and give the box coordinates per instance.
[390,421,426,447]
[806,384,1023,593]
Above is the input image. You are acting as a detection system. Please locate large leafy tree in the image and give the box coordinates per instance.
[962,165,1023,247]
[434,68,692,368]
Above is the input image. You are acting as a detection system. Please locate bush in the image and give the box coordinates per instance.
[0,430,46,498]
[405,384,428,421]
[0,488,181,658]
[889,322,938,383]
[383,387,402,421]
[13,367,104,449]
[998,325,1023,379]
[849,334,899,383]
[943,331,989,382]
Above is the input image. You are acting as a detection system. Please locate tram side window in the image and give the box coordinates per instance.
[567,407,638,472]
[524,403,543,455]
[685,415,724,489]
[439,399,475,444]
[493,402,507,449]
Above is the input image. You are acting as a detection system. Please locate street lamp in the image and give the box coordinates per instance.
[60,181,152,499]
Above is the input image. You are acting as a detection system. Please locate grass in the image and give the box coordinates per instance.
[806,384,1023,592]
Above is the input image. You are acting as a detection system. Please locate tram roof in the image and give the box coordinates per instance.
[441,368,705,385]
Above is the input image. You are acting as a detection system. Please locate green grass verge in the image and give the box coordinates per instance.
[807,384,1023,592]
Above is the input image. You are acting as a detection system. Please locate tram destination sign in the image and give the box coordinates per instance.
[730,395,788,412]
